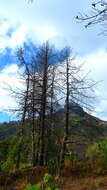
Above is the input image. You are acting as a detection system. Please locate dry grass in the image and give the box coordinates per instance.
[1,166,107,190]
[61,175,107,190]
[0,166,49,190]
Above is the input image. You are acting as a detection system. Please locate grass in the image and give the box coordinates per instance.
[61,175,107,190]
[1,166,107,190]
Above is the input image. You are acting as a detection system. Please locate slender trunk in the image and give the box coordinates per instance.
[44,121,48,165]
[17,74,30,168]
[60,58,69,163]
[35,118,41,164]
[46,67,55,162]
[50,67,55,127]
[32,77,36,166]
[39,44,48,166]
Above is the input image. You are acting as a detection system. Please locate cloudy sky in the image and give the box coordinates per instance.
[0,0,107,122]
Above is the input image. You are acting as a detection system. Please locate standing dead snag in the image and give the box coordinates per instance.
[44,65,58,165]
[57,48,96,165]
[31,76,36,166]
[60,57,70,163]
[59,48,72,163]
[39,42,51,166]
[16,47,42,167]
[15,42,64,166]
[15,49,30,168]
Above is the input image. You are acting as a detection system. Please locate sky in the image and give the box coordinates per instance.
[0,0,107,122]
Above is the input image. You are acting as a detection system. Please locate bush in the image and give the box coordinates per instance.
[43,173,53,184]
[48,157,59,175]
[86,138,107,174]
[95,177,107,188]
[24,184,41,190]
[24,173,60,190]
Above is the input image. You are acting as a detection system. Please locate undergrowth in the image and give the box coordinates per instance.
[24,173,60,190]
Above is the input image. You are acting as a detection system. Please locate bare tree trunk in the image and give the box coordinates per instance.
[45,66,55,163]
[35,118,41,164]
[32,77,36,166]
[60,58,69,163]
[16,73,30,168]
[39,43,48,166]
[16,49,30,168]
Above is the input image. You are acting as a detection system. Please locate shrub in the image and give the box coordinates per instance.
[24,173,60,190]
[43,173,53,184]
[86,138,107,174]
[48,157,59,175]
[24,183,41,190]
[95,177,107,188]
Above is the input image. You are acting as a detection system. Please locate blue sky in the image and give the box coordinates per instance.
[0,0,107,122]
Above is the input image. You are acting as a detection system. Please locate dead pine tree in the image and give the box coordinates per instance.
[57,48,96,167]
[37,42,59,166]
[58,48,72,164]
[30,75,36,166]
[13,48,31,168]
[15,47,42,167]
[60,58,70,163]
[29,60,43,167]
[17,48,42,167]
[36,42,63,166]
[44,65,58,165]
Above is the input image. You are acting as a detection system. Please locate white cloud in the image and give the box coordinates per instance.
[92,99,107,121]
[8,25,28,49]
[81,50,107,97]
[2,64,18,74]
[82,50,107,78]
[0,19,58,51]
[0,20,28,51]
[0,64,23,112]
[34,25,58,42]
[78,49,107,120]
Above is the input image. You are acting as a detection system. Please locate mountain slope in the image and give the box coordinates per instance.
[0,103,107,160]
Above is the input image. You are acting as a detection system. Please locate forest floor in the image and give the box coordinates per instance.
[61,176,107,190]
[1,167,107,190]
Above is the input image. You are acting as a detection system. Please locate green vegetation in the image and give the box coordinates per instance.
[0,135,31,171]
[86,138,107,174]
[24,173,60,190]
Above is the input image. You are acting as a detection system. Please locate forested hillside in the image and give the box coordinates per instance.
[1,104,107,190]
[0,121,18,139]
